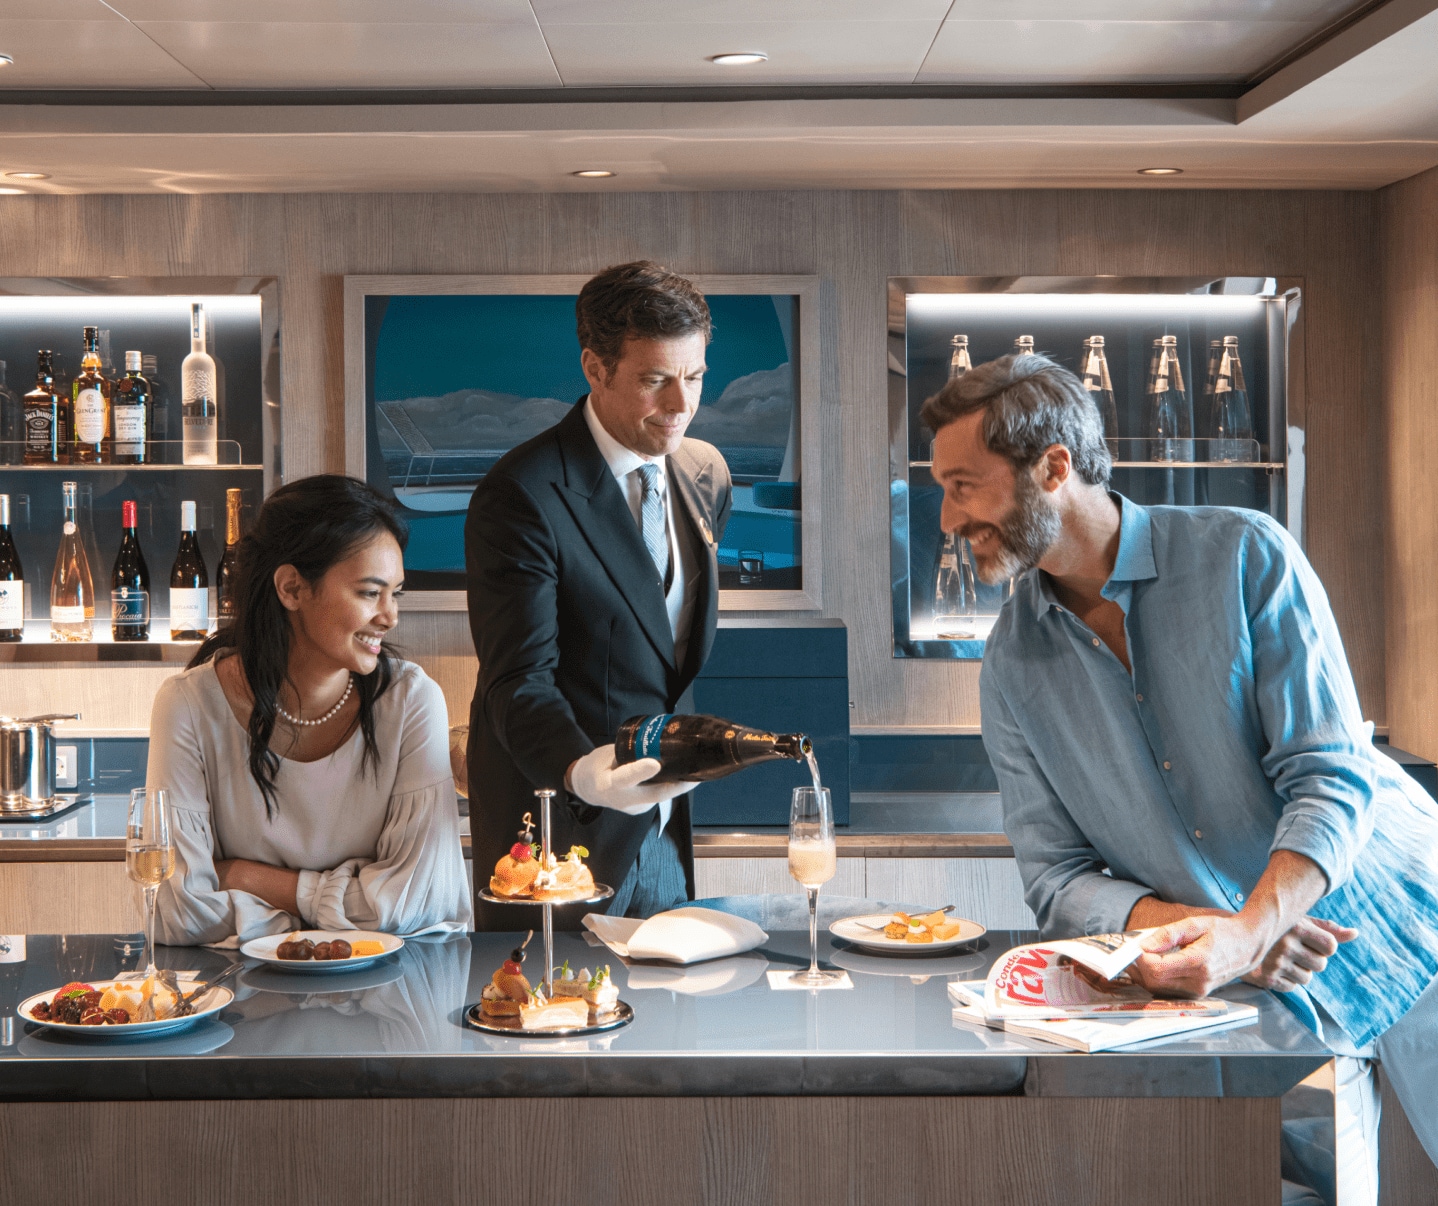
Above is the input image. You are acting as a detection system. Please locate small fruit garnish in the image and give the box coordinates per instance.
[54,981,94,1001]
[503,959,522,975]
[569,844,589,859]
[509,842,533,862]
[510,946,526,964]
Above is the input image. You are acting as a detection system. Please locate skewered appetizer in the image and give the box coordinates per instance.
[479,937,534,1019]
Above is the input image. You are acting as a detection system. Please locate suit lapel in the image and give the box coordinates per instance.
[668,447,721,678]
[554,400,677,670]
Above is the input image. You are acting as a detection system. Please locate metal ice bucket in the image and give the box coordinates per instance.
[0,714,79,812]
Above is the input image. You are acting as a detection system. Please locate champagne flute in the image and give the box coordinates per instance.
[126,787,174,977]
[788,785,840,986]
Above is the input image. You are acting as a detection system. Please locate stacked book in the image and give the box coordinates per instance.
[950,931,1258,1053]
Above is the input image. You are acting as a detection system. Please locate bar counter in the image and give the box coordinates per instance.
[1,916,1329,1205]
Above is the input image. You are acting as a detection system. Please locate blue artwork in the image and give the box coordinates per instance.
[363,292,802,591]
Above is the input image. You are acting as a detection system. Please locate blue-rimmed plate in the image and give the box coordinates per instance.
[19,979,233,1038]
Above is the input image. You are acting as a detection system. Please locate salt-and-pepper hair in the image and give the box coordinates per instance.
[919,353,1112,487]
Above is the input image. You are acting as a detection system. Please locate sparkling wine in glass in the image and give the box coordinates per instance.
[789,786,840,986]
[126,787,174,977]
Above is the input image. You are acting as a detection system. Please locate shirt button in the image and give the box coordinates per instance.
[1163,761,1172,770]
[1235,893,1245,903]
[1135,693,1143,702]
[1194,829,1203,839]
[1092,638,1101,647]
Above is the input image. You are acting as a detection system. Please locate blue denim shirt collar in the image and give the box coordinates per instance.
[1033,492,1156,621]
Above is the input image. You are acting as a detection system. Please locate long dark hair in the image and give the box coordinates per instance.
[189,475,409,817]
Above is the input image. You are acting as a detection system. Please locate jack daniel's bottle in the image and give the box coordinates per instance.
[614,713,812,784]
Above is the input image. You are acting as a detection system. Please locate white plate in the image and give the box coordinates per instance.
[240,929,403,973]
[829,913,986,955]
[20,979,234,1038]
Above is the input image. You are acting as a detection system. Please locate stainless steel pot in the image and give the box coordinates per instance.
[0,714,79,813]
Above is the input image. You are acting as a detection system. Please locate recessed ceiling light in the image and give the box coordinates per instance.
[5,171,48,180]
[1137,167,1184,176]
[0,187,27,195]
[0,55,13,68]
[571,169,615,179]
[709,52,767,66]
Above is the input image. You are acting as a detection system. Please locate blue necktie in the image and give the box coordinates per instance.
[637,464,670,588]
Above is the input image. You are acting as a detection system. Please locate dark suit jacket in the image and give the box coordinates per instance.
[465,398,732,931]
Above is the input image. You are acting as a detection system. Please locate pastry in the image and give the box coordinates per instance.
[490,840,541,898]
[480,936,534,1019]
[531,846,596,902]
[551,963,619,1014]
[518,993,589,1030]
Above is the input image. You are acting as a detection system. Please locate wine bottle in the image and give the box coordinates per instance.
[50,480,93,643]
[614,713,813,785]
[182,303,218,465]
[1210,336,1255,463]
[0,360,21,466]
[0,494,23,642]
[1079,335,1119,441]
[933,531,977,638]
[169,500,209,641]
[23,351,68,466]
[111,500,150,642]
[71,326,110,465]
[217,487,243,627]
[948,334,972,381]
[111,351,149,465]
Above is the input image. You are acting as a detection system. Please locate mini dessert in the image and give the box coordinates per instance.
[480,936,534,1019]
[489,812,597,902]
[882,911,963,943]
[519,992,589,1030]
[490,840,541,898]
[551,963,619,1014]
[531,846,595,902]
[29,975,180,1026]
[350,940,386,958]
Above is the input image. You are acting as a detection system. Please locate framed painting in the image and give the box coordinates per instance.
[343,274,822,611]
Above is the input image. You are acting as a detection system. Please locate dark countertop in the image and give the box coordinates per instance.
[0,920,1329,1103]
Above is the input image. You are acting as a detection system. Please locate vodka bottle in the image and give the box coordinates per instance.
[934,530,978,637]
[1079,335,1119,441]
[0,494,23,642]
[948,334,972,380]
[1145,335,1192,462]
[614,713,812,785]
[50,481,93,642]
[181,303,218,465]
[169,500,210,640]
[1210,336,1255,463]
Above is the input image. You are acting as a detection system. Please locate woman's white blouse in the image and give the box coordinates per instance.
[148,658,473,944]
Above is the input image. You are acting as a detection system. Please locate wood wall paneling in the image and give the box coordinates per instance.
[0,862,143,933]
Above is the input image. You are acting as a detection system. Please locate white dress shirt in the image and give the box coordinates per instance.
[584,398,701,830]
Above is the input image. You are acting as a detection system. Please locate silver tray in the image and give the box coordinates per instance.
[478,884,614,907]
[464,999,633,1037]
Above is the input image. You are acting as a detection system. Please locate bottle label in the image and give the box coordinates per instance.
[629,714,674,761]
[111,588,149,627]
[75,388,106,443]
[0,581,22,627]
[25,408,53,452]
[50,605,85,624]
[170,587,208,632]
[113,406,146,446]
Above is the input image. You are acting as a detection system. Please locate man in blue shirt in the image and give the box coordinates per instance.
[923,352,1438,1204]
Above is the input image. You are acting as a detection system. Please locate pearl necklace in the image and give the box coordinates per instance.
[277,675,354,727]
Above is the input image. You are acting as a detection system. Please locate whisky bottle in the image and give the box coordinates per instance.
[111,351,149,465]
[0,494,23,642]
[0,360,21,466]
[1210,336,1255,463]
[50,481,93,642]
[216,487,243,627]
[23,351,68,465]
[1079,335,1119,441]
[111,500,151,642]
[169,500,209,640]
[181,303,218,465]
[1145,335,1192,462]
[614,713,813,785]
[71,326,110,465]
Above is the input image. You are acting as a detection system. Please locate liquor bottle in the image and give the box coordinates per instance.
[169,500,209,641]
[1210,336,1255,463]
[1013,335,1035,356]
[71,326,111,465]
[216,487,243,627]
[182,303,218,465]
[933,531,978,638]
[1079,336,1119,441]
[50,481,93,643]
[948,334,972,381]
[613,713,813,785]
[111,500,150,642]
[23,351,68,466]
[111,351,149,465]
[0,361,21,466]
[0,494,23,642]
[1145,335,1192,462]
[142,353,169,451]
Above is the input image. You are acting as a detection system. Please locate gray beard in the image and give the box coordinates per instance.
[972,471,1062,585]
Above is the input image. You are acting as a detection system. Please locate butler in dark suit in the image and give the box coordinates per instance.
[465,262,732,930]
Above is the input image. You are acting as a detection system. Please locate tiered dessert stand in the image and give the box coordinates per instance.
[465,788,634,1037]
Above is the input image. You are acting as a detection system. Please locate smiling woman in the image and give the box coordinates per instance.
[143,474,473,946]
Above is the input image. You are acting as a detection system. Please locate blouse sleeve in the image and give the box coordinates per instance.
[148,675,302,945]
[293,670,474,936]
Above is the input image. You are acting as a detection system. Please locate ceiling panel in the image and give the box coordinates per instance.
[918,19,1322,83]
[109,0,538,23]
[937,0,1360,19]
[0,0,125,17]
[134,20,562,88]
[543,20,946,86]
[0,20,207,88]
[531,0,952,22]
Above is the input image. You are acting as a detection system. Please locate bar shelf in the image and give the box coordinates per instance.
[1,441,259,470]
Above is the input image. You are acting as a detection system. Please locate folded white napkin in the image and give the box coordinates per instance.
[582,906,768,965]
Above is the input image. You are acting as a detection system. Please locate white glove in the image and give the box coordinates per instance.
[566,744,699,815]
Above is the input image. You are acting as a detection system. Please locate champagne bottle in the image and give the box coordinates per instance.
[1210,336,1255,463]
[181,303,218,465]
[1079,335,1119,441]
[614,713,813,785]
[170,500,209,641]
[217,487,243,627]
[71,326,110,465]
[0,494,23,642]
[111,500,150,642]
[111,351,149,465]
[948,333,972,381]
[933,531,978,638]
[0,360,21,466]
[23,351,68,466]
[50,480,93,643]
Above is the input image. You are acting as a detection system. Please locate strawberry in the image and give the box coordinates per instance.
[509,842,532,862]
[502,960,522,975]
[52,981,94,1003]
